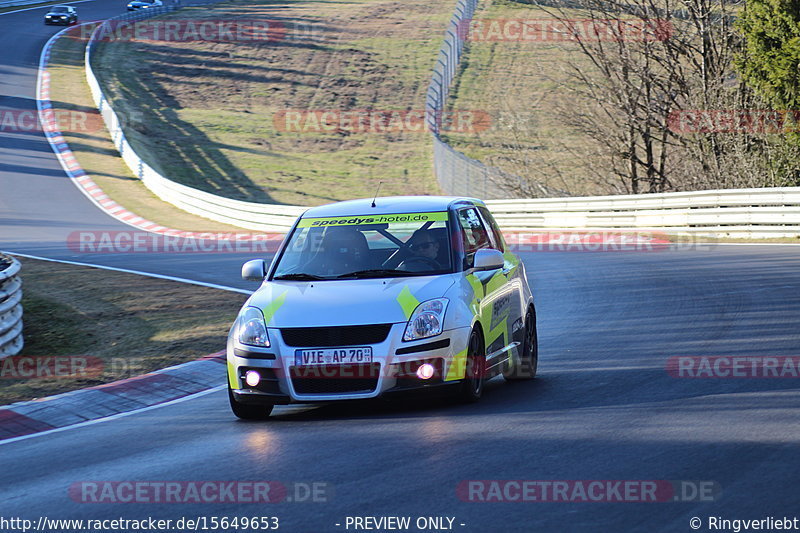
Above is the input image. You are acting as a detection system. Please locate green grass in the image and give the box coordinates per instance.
[90,0,457,206]
[442,1,603,196]
[46,24,247,231]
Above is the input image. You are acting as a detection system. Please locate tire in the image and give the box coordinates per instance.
[228,383,274,420]
[458,329,486,403]
[504,309,538,381]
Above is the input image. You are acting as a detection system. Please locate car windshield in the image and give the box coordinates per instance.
[272,212,453,280]
[50,6,69,12]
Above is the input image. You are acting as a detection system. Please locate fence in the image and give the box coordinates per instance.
[76,1,800,238]
[0,254,23,359]
[424,0,562,200]
[84,7,305,232]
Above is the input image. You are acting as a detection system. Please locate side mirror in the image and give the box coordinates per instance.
[472,248,504,271]
[242,259,266,281]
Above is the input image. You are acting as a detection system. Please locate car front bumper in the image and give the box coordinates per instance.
[228,324,471,404]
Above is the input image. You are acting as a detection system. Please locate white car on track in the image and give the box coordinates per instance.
[227,196,537,419]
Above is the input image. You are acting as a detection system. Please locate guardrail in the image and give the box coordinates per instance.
[486,187,800,238]
[425,0,563,199]
[1,0,48,9]
[76,1,800,238]
[84,7,305,232]
[0,254,23,359]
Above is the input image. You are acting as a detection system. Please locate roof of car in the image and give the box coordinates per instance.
[49,5,73,8]
[301,196,482,218]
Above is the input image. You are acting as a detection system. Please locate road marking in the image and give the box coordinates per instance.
[3,251,252,294]
[0,0,95,16]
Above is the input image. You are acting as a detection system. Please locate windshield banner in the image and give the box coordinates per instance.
[297,212,449,228]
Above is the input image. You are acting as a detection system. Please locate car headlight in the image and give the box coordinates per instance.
[403,298,448,341]
[236,307,270,347]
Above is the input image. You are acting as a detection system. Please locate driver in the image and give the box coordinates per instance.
[398,229,441,271]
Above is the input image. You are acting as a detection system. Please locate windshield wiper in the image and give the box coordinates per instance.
[273,273,326,281]
[336,269,416,279]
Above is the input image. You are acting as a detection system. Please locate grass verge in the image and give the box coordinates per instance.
[46,23,247,232]
[1,257,246,405]
[88,0,456,206]
[443,0,600,196]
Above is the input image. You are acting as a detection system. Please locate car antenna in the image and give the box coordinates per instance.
[371,181,383,208]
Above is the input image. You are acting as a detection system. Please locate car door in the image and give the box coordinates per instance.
[477,205,524,357]
[456,206,515,372]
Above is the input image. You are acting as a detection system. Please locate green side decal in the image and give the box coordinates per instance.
[445,347,469,381]
[466,274,484,301]
[227,360,238,389]
[298,212,449,228]
[485,271,507,294]
[503,252,519,276]
[396,286,420,320]
[262,291,288,325]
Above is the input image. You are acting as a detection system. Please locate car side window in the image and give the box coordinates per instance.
[477,206,505,252]
[456,208,491,267]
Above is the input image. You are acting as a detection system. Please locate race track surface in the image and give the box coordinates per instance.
[1,3,799,532]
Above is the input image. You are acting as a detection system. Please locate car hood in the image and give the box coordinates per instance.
[46,11,68,15]
[248,274,458,328]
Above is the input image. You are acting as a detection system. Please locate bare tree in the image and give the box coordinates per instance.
[531,0,799,192]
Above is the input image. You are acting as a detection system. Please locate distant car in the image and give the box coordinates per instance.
[227,196,538,420]
[126,0,162,10]
[44,5,77,25]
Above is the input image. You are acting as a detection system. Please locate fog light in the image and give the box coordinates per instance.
[245,370,260,387]
[416,363,435,380]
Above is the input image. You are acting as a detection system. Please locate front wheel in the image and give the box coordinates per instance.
[228,383,273,420]
[504,309,538,381]
[457,329,486,403]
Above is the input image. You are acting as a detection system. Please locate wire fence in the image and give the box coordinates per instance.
[425,0,563,200]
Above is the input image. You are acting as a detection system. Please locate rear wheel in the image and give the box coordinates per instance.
[228,383,273,420]
[458,329,486,403]
[504,309,538,381]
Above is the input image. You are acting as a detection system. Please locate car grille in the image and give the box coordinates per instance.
[280,324,392,347]
[290,364,380,394]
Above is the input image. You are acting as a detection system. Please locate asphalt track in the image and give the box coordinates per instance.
[1,3,800,532]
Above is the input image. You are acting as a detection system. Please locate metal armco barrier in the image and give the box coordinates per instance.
[84,7,305,232]
[486,187,800,238]
[76,3,800,238]
[0,254,23,358]
[1,0,48,9]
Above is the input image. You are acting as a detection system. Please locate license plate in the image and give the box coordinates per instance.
[294,347,373,366]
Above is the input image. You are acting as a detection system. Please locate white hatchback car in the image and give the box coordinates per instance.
[227,196,537,419]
